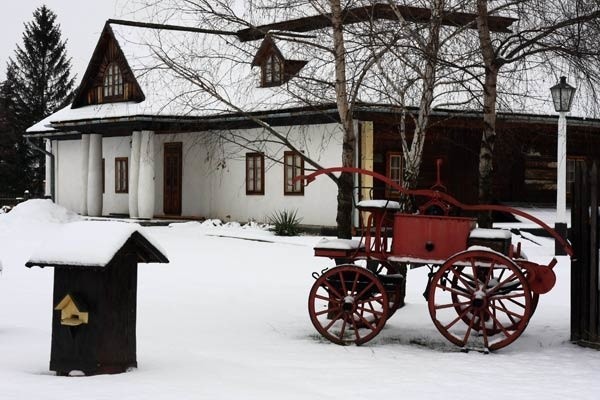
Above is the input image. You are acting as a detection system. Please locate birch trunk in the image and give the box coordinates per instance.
[476,0,499,228]
[401,0,444,211]
[331,0,355,239]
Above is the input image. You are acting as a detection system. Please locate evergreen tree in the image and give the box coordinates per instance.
[3,5,75,196]
[0,84,22,196]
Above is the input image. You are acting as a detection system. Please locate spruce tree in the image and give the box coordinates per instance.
[0,85,21,196]
[3,5,75,196]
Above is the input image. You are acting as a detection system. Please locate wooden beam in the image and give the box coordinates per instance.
[237,3,516,42]
[107,19,239,36]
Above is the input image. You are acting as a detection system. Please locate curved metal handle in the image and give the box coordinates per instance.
[294,166,573,257]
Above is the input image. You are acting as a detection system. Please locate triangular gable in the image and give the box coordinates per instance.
[251,35,284,67]
[251,35,308,85]
[71,23,145,108]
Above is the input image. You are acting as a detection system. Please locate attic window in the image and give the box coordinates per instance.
[103,62,123,98]
[262,54,283,87]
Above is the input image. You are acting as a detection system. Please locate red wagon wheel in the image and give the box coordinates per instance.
[450,272,539,333]
[308,265,389,345]
[428,250,533,351]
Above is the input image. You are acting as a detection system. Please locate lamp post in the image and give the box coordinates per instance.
[550,76,576,255]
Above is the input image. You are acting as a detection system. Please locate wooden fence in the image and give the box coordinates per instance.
[571,161,600,349]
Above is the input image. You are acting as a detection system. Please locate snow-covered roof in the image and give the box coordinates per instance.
[26,17,600,134]
[27,23,313,133]
[26,220,167,268]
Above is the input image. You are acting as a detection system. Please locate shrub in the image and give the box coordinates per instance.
[269,209,302,236]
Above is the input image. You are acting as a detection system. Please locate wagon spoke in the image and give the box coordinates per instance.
[350,318,361,341]
[490,292,527,303]
[314,293,339,303]
[497,267,507,282]
[355,304,385,318]
[321,280,344,300]
[443,315,462,331]
[435,283,471,298]
[484,264,495,286]
[435,300,470,310]
[355,281,376,301]
[322,311,343,332]
[488,272,519,295]
[489,300,526,320]
[338,318,348,341]
[356,294,386,306]
[443,306,472,330]
[494,299,519,327]
[350,270,360,294]
[480,310,490,349]
[353,312,377,331]
[450,266,476,293]
[488,310,511,338]
[315,306,339,317]
[505,296,527,309]
[461,310,476,345]
[338,271,348,294]
[466,256,477,284]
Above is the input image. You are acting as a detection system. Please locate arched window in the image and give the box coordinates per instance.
[103,62,123,98]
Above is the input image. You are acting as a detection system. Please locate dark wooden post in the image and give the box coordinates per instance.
[570,161,600,348]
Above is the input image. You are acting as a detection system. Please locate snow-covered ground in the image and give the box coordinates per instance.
[0,200,598,400]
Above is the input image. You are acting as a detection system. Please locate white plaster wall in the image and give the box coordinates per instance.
[52,122,345,226]
[102,136,132,215]
[52,139,82,213]
[153,123,343,226]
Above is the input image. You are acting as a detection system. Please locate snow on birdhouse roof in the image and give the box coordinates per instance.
[26,221,168,268]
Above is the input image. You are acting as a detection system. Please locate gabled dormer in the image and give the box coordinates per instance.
[251,35,307,88]
[72,23,144,108]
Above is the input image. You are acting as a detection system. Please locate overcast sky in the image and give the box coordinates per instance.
[0,1,127,82]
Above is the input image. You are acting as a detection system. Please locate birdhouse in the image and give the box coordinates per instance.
[54,294,89,326]
[26,221,168,376]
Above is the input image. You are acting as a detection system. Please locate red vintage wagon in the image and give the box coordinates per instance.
[299,163,572,352]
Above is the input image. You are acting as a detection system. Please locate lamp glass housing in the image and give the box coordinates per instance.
[550,76,576,112]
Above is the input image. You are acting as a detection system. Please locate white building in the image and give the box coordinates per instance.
[27,21,353,226]
[26,16,600,227]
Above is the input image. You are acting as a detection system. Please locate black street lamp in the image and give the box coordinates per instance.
[550,76,576,255]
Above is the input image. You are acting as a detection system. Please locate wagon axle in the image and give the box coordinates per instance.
[342,296,355,312]
[471,291,486,310]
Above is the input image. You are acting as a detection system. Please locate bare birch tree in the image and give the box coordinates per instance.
[473,0,600,227]
[118,0,472,237]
